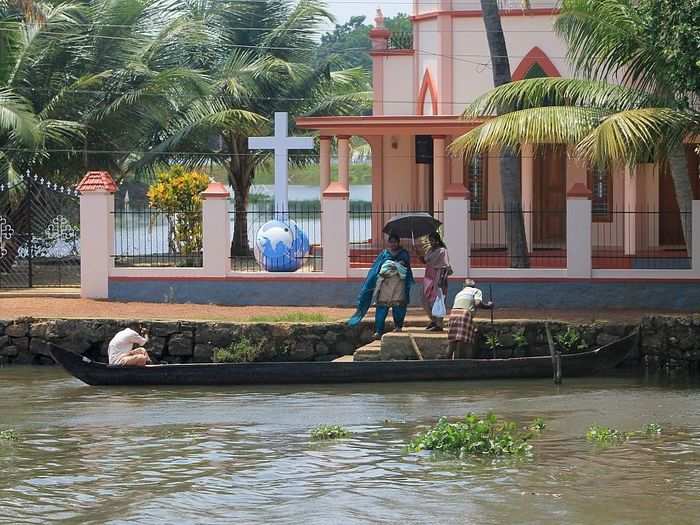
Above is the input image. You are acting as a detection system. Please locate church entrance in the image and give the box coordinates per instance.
[533,145,567,246]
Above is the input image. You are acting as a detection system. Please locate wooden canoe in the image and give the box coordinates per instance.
[48,331,638,386]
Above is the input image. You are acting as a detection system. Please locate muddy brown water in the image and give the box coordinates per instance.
[1,367,699,525]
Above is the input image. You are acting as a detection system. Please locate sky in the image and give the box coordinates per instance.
[325,1,406,26]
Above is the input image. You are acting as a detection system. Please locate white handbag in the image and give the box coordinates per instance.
[432,289,447,318]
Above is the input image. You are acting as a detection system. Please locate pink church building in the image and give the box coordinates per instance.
[297,1,700,266]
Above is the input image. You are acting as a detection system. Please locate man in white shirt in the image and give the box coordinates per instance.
[447,279,493,359]
[108,327,151,366]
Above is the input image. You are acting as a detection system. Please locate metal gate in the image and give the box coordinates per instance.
[0,174,80,288]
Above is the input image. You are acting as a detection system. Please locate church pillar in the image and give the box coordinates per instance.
[433,136,446,212]
[319,136,331,192]
[521,144,535,252]
[338,136,351,190]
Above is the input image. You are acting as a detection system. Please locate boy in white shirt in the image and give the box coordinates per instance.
[108,327,151,366]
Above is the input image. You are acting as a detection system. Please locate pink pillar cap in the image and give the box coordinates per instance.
[567,182,592,199]
[201,182,230,199]
[322,181,350,199]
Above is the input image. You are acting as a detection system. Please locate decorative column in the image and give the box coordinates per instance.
[76,171,117,299]
[321,182,350,277]
[319,136,332,192]
[337,135,351,190]
[369,9,390,116]
[693,200,700,276]
[566,183,593,278]
[521,144,535,252]
[433,136,447,212]
[624,165,638,255]
[201,182,231,277]
[444,184,471,278]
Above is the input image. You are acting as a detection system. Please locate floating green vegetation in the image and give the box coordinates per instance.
[643,423,663,435]
[555,328,587,353]
[0,429,18,441]
[410,413,534,457]
[529,418,546,433]
[587,423,663,445]
[248,312,331,323]
[213,337,263,363]
[586,425,627,444]
[310,425,352,440]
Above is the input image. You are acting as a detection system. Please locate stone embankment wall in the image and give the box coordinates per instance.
[1,315,699,367]
[0,318,375,366]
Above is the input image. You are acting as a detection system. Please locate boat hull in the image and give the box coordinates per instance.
[48,332,637,386]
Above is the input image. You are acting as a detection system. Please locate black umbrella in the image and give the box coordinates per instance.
[383,212,442,239]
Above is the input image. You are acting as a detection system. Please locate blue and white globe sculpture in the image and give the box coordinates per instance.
[254,219,310,272]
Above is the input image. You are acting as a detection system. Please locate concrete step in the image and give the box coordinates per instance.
[380,331,451,360]
[352,340,382,362]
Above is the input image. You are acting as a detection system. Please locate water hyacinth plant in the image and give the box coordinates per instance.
[410,413,534,457]
[586,425,627,444]
[0,429,18,441]
[310,425,352,440]
[529,418,546,433]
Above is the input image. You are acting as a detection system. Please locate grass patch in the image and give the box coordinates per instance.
[310,425,352,440]
[212,337,263,363]
[410,413,536,457]
[248,312,332,323]
[0,429,18,441]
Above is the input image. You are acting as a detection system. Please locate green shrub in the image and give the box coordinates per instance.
[0,429,18,441]
[555,328,587,353]
[213,337,262,363]
[513,330,528,352]
[310,425,351,440]
[410,413,534,457]
[586,424,626,444]
[485,335,501,356]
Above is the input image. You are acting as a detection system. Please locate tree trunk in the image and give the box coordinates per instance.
[227,134,254,257]
[480,0,530,267]
[668,144,693,252]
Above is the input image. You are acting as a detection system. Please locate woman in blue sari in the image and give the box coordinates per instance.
[348,234,414,337]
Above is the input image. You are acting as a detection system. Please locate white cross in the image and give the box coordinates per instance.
[248,112,314,213]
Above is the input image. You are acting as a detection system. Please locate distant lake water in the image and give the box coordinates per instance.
[247,184,371,202]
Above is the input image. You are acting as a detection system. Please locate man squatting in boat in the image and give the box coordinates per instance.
[108,326,152,366]
[447,279,494,359]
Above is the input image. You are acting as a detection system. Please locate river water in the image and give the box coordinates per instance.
[1,368,700,525]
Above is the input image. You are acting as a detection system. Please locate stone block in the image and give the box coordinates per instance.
[335,340,356,356]
[289,343,314,361]
[13,337,29,353]
[315,342,329,356]
[29,322,49,339]
[150,322,180,337]
[5,323,28,338]
[602,324,628,337]
[194,324,212,344]
[0,345,18,357]
[596,333,620,347]
[149,336,166,358]
[0,335,8,348]
[30,339,52,357]
[12,349,35,364]
[210,326,236,348]
[193,344,213,363]
[168,333,193,356]
[323,331,338,345]
[380,334,417,361]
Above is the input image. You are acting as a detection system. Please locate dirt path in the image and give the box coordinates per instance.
[0,297,689,323]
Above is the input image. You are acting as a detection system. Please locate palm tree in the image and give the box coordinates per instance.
[478,0,530,267]
[140,0,371,256]
[453,0,700,247]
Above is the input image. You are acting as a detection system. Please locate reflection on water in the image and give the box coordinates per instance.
[1,368,700,524]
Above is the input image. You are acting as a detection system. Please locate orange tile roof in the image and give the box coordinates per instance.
[76,171,118,194]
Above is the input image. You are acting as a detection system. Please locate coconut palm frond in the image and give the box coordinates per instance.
[450,106,606,160]
[577,108,700,167]
[0,87,40,146]
[463,77,664,118]
[555,0,668,94]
